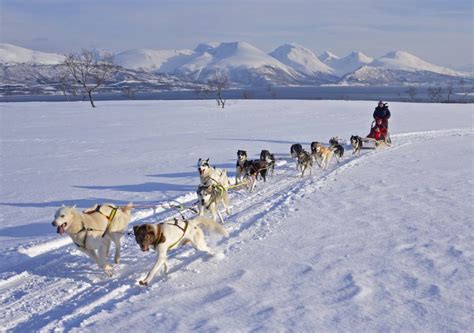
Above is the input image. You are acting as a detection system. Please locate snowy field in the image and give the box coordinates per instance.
[0,100,473,332]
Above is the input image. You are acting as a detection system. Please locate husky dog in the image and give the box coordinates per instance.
[235,150,249,184]
[197,158,229,189]
[350,135,363,155]
[260,150,275,176]
[311,142,334,169]
[297,150,313,177]
[197,184,231,224]
[245,159,268,192]
[290,144,303,158]
[133,216,229,286]
[329,137,339,146]
[329,137,344,163]
[51,203,133,276]
[310,141,320,156]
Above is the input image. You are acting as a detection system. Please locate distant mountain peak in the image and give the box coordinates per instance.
[0,43,65,65]
[318,50,339,62]
[270,43,335,75]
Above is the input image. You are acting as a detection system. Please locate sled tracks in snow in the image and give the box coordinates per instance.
[1,127,472,332]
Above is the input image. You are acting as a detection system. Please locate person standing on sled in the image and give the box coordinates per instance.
[368,100,391,142]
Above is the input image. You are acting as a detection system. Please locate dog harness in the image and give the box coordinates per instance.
[73,219,103,248]
[199,184,226,210]
[152,219,189,251]
[84,204,118,238]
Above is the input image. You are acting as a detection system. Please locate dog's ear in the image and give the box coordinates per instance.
[206,158,209,163]
[133,225,140,234]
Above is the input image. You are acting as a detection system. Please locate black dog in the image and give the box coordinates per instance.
[290,144,303,158]
[260,150,275,175]
[245,159,268,191]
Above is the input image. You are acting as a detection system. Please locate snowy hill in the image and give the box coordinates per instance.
[115,48,194,72]
[339,51,473,85]
[326,51,374,77]
[269,43,335,75]
[371,51,468,77]
[339,66,467,86]
[0,43,65,65]
[0,100,472,332]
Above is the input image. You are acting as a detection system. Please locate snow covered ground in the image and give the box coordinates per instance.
[0,100,473,332]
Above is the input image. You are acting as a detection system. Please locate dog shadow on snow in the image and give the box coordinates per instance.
[75,181,196,193]
[208,137,299,146]
[148,162,235,179]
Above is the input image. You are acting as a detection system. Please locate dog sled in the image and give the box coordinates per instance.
[362,119,391,149]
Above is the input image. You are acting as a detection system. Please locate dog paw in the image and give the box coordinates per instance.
[104,264,114,277]
[139,280,148,286]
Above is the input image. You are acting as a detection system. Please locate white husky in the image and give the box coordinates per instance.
[197,158,230,189]
[52,203,133,276]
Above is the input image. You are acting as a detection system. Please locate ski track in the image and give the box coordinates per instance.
[1,127,472,332]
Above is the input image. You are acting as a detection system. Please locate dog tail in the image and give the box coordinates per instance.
[120,202,134,215]
[192,216,229,238]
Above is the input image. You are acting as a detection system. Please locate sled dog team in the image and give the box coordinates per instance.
[52,137,359,285]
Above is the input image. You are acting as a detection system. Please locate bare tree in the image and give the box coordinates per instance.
[62,49,118,108]
[405,86,417,101]
[445,83,453,103]
[53,65,72,101]
[207,72,229,109]
[427,86,443,103]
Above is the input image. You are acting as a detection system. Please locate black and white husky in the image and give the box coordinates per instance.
[260,150,275,176]
[350,135,363,155]
[329,137,344,163]
[235,150,249,184]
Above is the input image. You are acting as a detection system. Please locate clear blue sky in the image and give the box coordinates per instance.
[1,0,472,68]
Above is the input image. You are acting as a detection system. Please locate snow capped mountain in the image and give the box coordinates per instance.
[328,51,374,77]
[318,50,339,63]
[174,41,306,85]
[0,43,65,65]
[269,43,335,75]
[371,51,467,77]
[115,48,193,72]
[339,51,473,85]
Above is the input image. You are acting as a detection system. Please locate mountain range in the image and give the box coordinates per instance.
[0,42,472,89]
